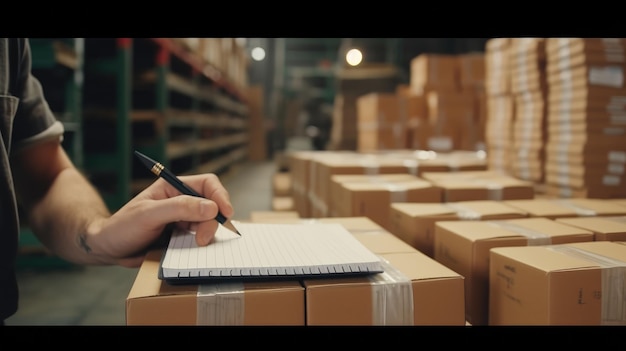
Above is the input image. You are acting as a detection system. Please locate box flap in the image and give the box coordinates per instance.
[381,251,462,281]
[127,249,196,300]
[491,246,601,272]
[557,216,626,235]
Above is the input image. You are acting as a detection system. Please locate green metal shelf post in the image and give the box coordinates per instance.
[114,38,132,211]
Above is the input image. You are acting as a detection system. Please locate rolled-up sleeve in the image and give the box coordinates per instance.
[11,38,63,152]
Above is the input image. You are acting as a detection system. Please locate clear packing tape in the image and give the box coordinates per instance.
[548,245,626,325]
[445,202,483,220]
[194,256,415,326]
[197,282,245,325]
[554,199,598,216]
[368,257,414,325]
[487,220,552,246]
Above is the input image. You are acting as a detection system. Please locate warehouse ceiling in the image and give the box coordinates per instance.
[246,38,490,105]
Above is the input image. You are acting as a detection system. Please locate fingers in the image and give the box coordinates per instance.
[175,219,219,246]
[136,173,234,248]
[176,173,235,219]
[194,221,219,246]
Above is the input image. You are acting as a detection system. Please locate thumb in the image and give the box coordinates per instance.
[147,195,220,224]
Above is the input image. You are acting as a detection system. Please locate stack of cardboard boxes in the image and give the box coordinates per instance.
[508,38,548,184]
[126,216,467,326]
[544,38,626,198]
[484,39,514,173]
[126,38,626,326]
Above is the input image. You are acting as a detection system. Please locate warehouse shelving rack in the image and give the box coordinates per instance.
[129,38,249,196]
[81,38,249,210]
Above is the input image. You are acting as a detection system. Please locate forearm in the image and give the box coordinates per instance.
[26,167,115,265]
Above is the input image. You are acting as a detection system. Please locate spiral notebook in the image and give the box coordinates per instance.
[159,221,384,284]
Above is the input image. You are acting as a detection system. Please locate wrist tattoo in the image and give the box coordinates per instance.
[78,233,92,254]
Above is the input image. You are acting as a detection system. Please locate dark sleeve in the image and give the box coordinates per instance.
[11,38,63,150]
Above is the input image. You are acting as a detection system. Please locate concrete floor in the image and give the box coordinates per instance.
[5,158,280,326]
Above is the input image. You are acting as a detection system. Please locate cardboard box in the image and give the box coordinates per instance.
[503,198,626,219]
[547,117,626,136]
[543,183,626,199]
[315,216,418,255]
[547,85,626,114]
[356,92,406,151]
[389,200,529,257]
[434,217,595,325]
[485,42,512,95]
[545,167,624,189]
[489,241,626,325]
[311,154,415,217]
[545,148,626,166]
[607,198,626,207]
[329,173,421,217]
[126,250,306,325]
[272,172,292,197]
[556,216,626,241]
[547,64,626,90]
[315,216,383,232]
[287,150,327,217]
[420,171,535,202]
[398,93,429,149]
[272,196,295,211]
[304,251,465,325]
[335,176,442,230]
[458,52,485,89]
[546,38,626,72]
[410,54,459,92]
[370,150,488,176]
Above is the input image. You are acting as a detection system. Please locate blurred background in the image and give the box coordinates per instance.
[248,38,489,153]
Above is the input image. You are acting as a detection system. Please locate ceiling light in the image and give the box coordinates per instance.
[251,47,266,61]
[346,48,363,66]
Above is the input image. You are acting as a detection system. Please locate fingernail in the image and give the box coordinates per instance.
[200,200,212,217]
[189,222,199,233]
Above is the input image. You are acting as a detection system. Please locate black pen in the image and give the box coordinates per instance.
[133,150,241,236]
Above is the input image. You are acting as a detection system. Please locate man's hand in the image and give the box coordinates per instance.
[12,139,234,268]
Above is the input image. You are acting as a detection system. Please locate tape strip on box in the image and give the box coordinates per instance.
[488,220,552,246]
[368,257,414,325]
[548,245,626,325]
[445,202,483,220]
[555,199,597,216]
[197,282,245,325]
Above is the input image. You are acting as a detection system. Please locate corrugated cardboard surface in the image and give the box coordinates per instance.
[556,216,626,241]
[304,251,465,326]
[504,198,626,219]
[128,216,484,326]
[126,250,305,325]
[337,178,442,230]
[434,218,595,325]
[489,241,626,325]
[388,201,528,258]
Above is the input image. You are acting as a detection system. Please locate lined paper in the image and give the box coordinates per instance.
[161,221,384,281]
